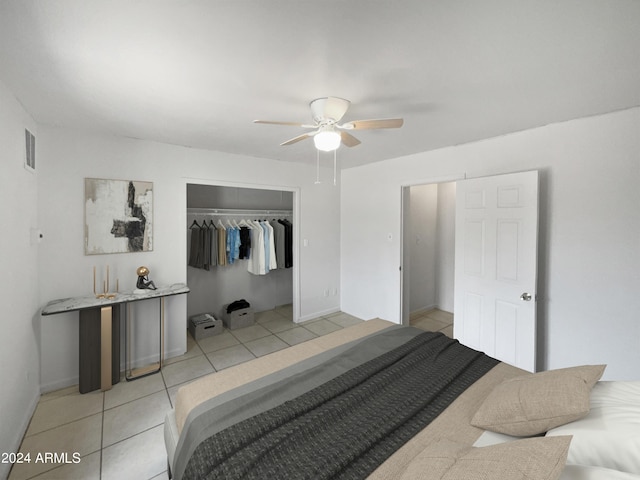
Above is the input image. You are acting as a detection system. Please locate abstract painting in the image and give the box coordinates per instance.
[84,178,153,255]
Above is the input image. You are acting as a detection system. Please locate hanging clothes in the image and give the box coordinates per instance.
[260,221,271,273]
[203,221,217,270]
[226,223,233,264]
[239,225,251,259]
[208,220,218,268]
[202,222,211,271]
[188,220,203,269]
[227,223,241,265]
[247,220,265,275]
[188,214,292,273]
[264,220,277,271]
[269,219,286,269]
[188,219,217,270]
[217,221,227,266]
[279,218,293,268]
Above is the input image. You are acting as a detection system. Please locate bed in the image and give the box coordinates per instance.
[164,319,640,480]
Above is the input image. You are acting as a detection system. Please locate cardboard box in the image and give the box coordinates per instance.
[223,306,255,330]
[189,313,223,340]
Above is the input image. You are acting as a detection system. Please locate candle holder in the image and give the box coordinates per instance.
[93,266,104,299]
[94,265,119,299]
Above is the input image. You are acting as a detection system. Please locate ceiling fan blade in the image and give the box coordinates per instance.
[340,131,361,147]
[254,120,316,128]
[280,133,312,146]
[339,118,404,130]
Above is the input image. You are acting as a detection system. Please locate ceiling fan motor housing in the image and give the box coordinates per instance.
[310,97,351,125]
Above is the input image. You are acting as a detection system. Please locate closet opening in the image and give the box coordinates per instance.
[186,183,299,325]
[401,180,457,337]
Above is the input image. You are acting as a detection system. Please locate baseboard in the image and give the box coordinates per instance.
[127,347,184,369]
[39,346,185,392]
[163,347,186,362]
[40,375,79,394]
[296,307,341,323]
[128,348,184,368]
[410,303,438,316]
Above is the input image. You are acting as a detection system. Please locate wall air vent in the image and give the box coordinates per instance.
[25,128,35,172]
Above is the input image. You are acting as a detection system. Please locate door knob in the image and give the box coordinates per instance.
[520,292,532,301]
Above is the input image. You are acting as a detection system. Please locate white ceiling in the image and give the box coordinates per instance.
[1,0,639,169]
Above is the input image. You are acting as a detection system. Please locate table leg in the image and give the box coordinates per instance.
[79,306,120,393]
[100,306,112,391]
[125,297,164,380]
[160,297,164,367]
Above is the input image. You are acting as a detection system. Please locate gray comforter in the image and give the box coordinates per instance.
[173,326,498,480]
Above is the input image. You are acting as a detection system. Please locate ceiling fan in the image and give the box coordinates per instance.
[254,97,404,152]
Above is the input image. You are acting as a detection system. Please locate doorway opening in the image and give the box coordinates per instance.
[401,180,457,337]
[401,171,539,372]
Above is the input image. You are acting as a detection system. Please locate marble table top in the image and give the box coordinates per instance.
[42,283,190,316]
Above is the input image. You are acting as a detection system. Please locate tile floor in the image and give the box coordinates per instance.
[409,308,454,338]
[9,306,360,480]
[9,306,452,480]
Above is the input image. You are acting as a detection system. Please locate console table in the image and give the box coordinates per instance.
[42,283,190,393]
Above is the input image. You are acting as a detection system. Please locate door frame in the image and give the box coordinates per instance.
[400,173,464,325]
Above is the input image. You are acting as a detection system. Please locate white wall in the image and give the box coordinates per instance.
[406,182,456,314]
[408,184,438,312]
[341,107,640,380]
[435,182,456,312]
[37,126,340,391]
[0,80,41,479]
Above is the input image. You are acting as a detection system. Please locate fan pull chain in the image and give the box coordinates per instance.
[315,149,321,184]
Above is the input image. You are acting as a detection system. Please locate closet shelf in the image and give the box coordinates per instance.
[187,207,292,216]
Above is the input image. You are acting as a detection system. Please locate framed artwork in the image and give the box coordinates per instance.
[84,178,153,255]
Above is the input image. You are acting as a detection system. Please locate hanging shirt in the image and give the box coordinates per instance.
[279,218,293,268]
[260,221,271,273]
[233,226,241,261]
[209,222,218,268]
[188,222,203,268]
[202,223,211,270]
[227,226,239,265]
[265,220,277,271]
[217,222,227,266]
[239,226,251,259]
[247,220,265,275]
[269,219,286,269]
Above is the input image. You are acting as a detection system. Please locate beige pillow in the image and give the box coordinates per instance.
[400,436,572,480]
[471,365,605,436]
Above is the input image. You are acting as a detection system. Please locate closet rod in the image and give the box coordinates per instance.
[187,207,292,216]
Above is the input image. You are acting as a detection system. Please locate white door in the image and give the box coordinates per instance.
[454,171,539,372]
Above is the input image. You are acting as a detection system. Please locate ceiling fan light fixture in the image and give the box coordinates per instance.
[313,129,341,152]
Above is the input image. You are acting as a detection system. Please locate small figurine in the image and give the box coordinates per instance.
[136,266,157,290]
